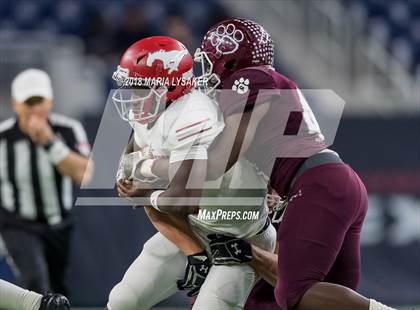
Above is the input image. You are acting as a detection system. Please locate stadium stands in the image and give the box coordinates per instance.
[344,0,420,74]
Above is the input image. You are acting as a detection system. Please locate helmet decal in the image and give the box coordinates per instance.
[258,25,271,44]
[208,23,244,55]
[112,65,129,86]
[146,49,189,74]
[231,77,250,94]
[196,18,274,91]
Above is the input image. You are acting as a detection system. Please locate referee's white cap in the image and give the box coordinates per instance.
[11,69,53,103]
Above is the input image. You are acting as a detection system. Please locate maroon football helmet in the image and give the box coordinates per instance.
[195,18,274,93]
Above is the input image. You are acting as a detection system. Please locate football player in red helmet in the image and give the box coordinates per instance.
[112,36,194,124]
[132,19,394,310]
[108,36,276,310]
[109,36,214,309]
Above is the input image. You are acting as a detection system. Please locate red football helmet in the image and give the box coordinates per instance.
[112,36,193,123]
[195,18,274,93]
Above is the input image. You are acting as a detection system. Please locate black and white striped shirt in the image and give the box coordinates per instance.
[0,113,90,225]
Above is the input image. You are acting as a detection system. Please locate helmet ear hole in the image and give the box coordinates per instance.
[224,59,236,71]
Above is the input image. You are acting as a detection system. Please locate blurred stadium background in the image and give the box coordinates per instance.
[0,0,419,309]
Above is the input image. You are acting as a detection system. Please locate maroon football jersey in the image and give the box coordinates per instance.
[217,66,327,196]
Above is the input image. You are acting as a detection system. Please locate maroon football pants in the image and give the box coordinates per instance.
[273,163,368,309]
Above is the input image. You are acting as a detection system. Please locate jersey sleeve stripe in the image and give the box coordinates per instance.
[175,118,210,133]
[177,127,213,142]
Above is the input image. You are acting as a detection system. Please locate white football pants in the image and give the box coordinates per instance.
[107,223,276,310]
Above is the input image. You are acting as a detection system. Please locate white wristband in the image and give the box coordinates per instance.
[48,139,71,165]
[139,159,158,179]
[150,190,164,211]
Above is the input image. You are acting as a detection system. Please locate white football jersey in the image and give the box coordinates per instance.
[188,159,269,239]
[132,89,268,238]
[131,90,224,163]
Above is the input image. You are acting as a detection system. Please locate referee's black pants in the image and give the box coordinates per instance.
[1,221,73,295]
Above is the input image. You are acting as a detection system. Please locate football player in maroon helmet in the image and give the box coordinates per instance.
[194,18,393,310]
[134,19,394,310]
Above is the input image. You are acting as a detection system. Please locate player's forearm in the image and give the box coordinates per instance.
[152,155,229,182]
[157,188,201,216]
[207,105,269,180]
[250,244,278,287]
[206,149,234,180]
[144,206,204,256]
[156,159,206,215]
[151,158,170,180]
[56,152,93,185]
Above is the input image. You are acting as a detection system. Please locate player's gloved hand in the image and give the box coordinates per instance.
[116,148,159,184]
[208,234,253,265]
[39,293,70,310]
[177,251,211,297]
[116,151,143,182]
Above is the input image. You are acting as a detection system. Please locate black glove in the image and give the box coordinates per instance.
[208,234,253,265]
[39,293,70,310]
[177,251,211,297]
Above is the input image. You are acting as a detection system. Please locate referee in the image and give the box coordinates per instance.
[0,69,92,295]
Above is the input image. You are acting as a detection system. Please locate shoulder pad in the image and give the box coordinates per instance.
[218,67,281,117]
[166,106,224,151]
